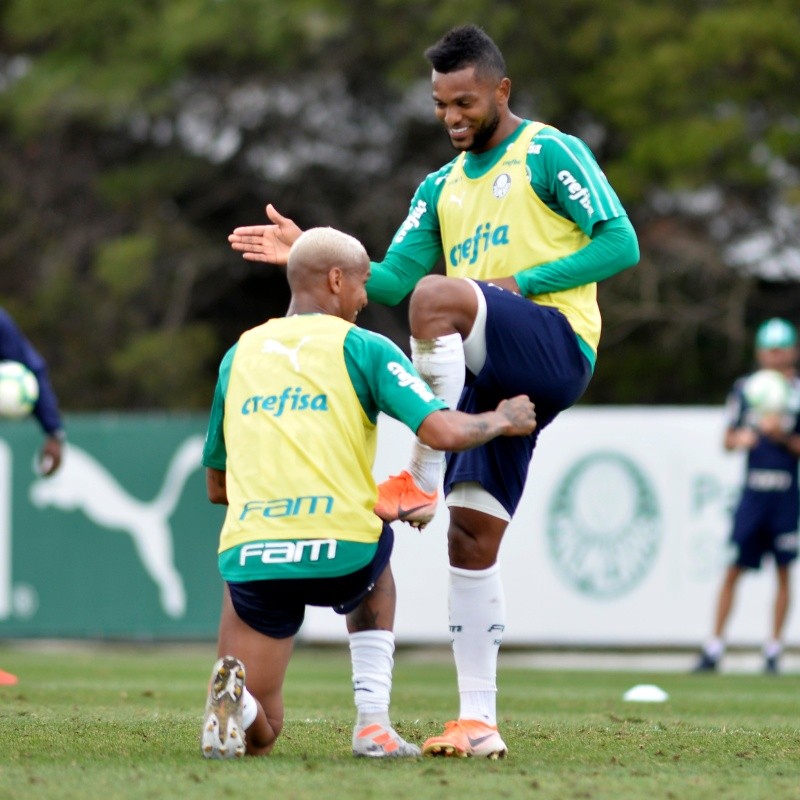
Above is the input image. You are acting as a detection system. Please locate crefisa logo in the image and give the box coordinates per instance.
[546,452,661,599]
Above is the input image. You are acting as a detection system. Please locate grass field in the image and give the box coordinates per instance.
[0,643,798,800]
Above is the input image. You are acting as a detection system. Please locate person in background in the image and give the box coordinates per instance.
[0,307,65,477]
[694,318,800,675]
[200,227,536,758]
[0,308,66,685]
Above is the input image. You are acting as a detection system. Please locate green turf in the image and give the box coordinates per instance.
[0,643,798,800]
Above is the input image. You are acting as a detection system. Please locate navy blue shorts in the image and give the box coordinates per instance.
[227,524,394,639]
[444,281,593,517]
[731,491,799,569]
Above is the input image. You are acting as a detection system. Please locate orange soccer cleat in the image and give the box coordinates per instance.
[374,470,438,529]
[422,719,508,759]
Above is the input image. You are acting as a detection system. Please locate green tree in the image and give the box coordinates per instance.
[0,0,798,409]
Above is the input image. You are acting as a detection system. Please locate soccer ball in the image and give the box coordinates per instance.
[742,368,791,414]
[0,361,39,419]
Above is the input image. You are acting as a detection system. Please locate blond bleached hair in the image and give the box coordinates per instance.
[287,227,368,286]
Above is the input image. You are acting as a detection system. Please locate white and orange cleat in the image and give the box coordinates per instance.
[422,719,508,759]
[352,720,421,758]
[374,470,438,529]
[201,656,247,759]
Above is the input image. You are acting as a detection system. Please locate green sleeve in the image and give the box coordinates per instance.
[365,164,452,306]
[531,128,629,235]
[344,328,447,431]
[515,216,639,296]
[366,252,432,306]
[201,345,236,470]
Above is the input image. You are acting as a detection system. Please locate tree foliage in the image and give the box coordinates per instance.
[0,0,798,410]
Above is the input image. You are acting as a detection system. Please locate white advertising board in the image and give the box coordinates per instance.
[301,407,798,648]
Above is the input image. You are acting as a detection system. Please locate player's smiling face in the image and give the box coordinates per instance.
[431,67,508,153]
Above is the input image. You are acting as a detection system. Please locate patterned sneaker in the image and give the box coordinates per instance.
[422,719,508,759]
[200,656,247,759]
[374,470,438,529]
[691,652,719,673]
[352,721,421,757]
[764,655,780,675]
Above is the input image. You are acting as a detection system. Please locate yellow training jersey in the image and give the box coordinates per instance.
[437,122,601,353]
[218,314,382,555]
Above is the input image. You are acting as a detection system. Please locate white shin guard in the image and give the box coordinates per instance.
[409,333,465,492]
[448,563,505,726]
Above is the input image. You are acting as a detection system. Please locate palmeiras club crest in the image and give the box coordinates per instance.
[546,452,661,599]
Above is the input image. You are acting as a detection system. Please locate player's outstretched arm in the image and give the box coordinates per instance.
[417,395,536,452]
[228,204,303,265]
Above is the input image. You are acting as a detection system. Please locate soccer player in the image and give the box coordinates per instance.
[200,226,537,759]
[228,25,638,757]
[0,307,65,477]
[693,318,800,675]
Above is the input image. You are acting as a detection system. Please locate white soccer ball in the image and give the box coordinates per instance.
[0,361,39,420]
[742,368,791,414]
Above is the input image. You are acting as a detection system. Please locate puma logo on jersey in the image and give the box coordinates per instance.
[261,336,310,372]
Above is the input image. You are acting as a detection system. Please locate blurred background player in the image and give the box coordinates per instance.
[0,307,65,477]
[693,318,800,674]
[200,227,536,758]
[0,307,65,686]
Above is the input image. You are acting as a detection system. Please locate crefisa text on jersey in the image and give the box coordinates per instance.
[241,387,329,416]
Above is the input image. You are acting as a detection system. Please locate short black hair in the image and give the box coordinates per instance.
[424,25,506,79]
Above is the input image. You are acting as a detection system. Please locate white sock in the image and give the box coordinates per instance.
[408,333,465,493]
[448,563,505,726]
[764,639,782,659]
[704,638,725,659]
[350,629,395,721]
[241,686,258,729]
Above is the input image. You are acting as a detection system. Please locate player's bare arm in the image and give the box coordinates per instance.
[228,204,303,265]
[417,394,536,452]
[205,467,228,504]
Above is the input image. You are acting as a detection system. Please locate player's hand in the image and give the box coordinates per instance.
[38,435,63,477]
[497,395,537,435]
[731,427,759,450]
[228,204,303,266]
[757,413,791,443]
